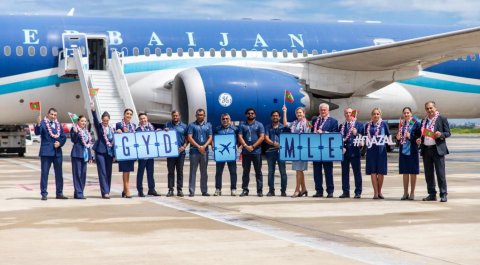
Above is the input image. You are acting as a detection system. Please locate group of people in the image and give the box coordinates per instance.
[35,100,450,203]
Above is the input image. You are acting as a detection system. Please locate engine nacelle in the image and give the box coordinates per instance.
[172,65,312,126]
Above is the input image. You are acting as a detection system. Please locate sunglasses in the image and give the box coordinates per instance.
[247,112,255,115]
[222,118,230,120]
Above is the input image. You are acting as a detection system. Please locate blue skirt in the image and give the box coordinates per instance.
[118,160,135,172]
[399,152,419,174]
[292,161,308,171]
[365,145,387,175]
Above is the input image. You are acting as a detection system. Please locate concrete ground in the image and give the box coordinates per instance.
[0,135,479,265]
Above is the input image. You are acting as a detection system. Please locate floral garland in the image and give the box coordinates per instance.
[366,119,383,139]
[121,119,136,132]
[422,111,439,131]
[399,118,411,145]
[102,123,114,148]
[139,122,155,132]
[44,117,61,138]
[290,118,307,133]
[313,115,329,133]
[340,120,355,142]
[75,124,93,148]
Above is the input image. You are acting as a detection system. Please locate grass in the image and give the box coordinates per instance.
[451,128,480,134]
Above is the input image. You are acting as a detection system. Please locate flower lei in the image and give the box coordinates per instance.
[75,124,93,148]
[139,122,155,132]
[291,118,307,133]
[422,111,439,131]
[44,117,61,138]
[367,119,383,139]
[399,118,411,145]
[102,123,114,148]
[313,115,329,133]
[121,119,135,132]
[340,120,355,142]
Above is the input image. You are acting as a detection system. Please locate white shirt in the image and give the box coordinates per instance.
[424,118,436,146]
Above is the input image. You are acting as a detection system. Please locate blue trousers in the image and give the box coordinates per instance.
[215,161,237,190]
[313,161,334,194]
[40,156,64,197]
[189,153,209,194]
[241,153,263,192]
[137,159,155,193]
[167,153,185,191]
[266,151,287,192]
[71,157,87,198]
[96,152,113,195]
[341,155,362,195]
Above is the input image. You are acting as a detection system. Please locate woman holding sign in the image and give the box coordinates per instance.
[396,107,422,200]
[70,115,93,199]
[283,105,310,198]
[116,108,137,198]
[91,101,114,199]
[365,108,390,199]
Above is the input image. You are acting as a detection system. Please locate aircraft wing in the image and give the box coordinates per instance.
[288,26,480,71]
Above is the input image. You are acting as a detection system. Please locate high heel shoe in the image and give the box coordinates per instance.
[291,191,300,198]
[299,190,308,197]
[122,191,132,199]
[401,193,409,200]
[408,194,415,200]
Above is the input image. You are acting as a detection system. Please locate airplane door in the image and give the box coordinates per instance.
[62,33,88,58]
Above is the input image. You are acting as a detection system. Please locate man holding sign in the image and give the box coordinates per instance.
[417,101,451,202]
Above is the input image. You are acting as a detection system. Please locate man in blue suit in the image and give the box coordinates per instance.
[311,103,338,198]
[35,107,67,200]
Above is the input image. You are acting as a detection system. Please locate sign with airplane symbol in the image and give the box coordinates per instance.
[213,134,237,162]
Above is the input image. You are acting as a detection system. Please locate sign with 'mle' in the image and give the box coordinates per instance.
[279,133,343,161]
[114,131,179,161]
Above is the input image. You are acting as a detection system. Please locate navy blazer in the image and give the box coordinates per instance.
[70,128,93,160]
[115,121,136,133]
[420,115,450,156]
[338,120,364,157]
[35,120,67,157]
[312,116,339,133]
[92,110,114,154]
[398,121,422,155]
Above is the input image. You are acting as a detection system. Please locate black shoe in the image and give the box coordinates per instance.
[138,191,145,197]
[378,194,385,199]
[281,191,287,197]
[102,194,110,199]
[189,193,194,197]
[440,195,448,202]
[148,190,160,196]
[257,192,263,197]
[122,191,132,198]
[266,191,275,197]
[354,194,361,199]
[166,190,174,197]
[41,195,47,201]
[202,192,210,197]
[56,194,68,199]
[327,193,334,198]
[177,191,184,197]
[422,195,437,201]
[74,196,86,200]
[240,190,249,197]
[299,190,308,197]
[312,192,323,198]
[339,193,350,198]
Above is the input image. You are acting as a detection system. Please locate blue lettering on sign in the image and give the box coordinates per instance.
[135,131,158,159]
[299,133,321,161]
[279,134,300,161]
[163,134,171,154]
[329,137,334,158]
[142,134,150,154]
[122,136,130,156]
[157,131,179,157]
[281,133,343,162]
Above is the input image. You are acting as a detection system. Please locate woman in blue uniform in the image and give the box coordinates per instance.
[365,108,390,199]
[282,105,310,197]
[116,108,136,198]
[396,107,422,200]
[70,115,93,199]
[136,112,160,197]
[90,101,114,199]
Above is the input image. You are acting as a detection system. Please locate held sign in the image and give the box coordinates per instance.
[114,131,179,161]
[213,134,237,162]
[279,133,343,161]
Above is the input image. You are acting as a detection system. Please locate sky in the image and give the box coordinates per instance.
[1,0,480,26]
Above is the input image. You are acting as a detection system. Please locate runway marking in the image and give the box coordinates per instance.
[16,184,33,191]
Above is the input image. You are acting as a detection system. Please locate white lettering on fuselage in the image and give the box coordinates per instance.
[219,32,229,47]
[22,29,39,44]
[288,34,304,48]
[148,32,164,46]
[107,31,123,45]
[186,32,196,47]
[254,33,268,47]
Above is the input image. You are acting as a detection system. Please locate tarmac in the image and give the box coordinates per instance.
[0,135,479,265]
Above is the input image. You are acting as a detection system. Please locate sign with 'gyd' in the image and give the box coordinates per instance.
[114,131,179,161]
[279,133,343,161]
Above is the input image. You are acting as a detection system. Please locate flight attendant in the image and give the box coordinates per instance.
[283,106,310,198]
[136,112,160,197]
[35,107,68,200]
[365,107,390,199]
[70,115,93,199]
[396,107,422,200]
[91,101,114,199]
[116,108,137,198]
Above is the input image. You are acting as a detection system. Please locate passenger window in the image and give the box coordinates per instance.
[241,49,247,57]
[292,49,298,58]
[40,46,47,56]
[199,48,205,57]
[302,49,308,57]
[231,48,237,57]
[272,49,278,58]
[155,48,161,56]
[220,48,226,57]
[282,49,288,58]
[144,47,150,56]
[28,46,35,56]
[209,48,215,57]
[462,55,467,61]
[262,49,267,57]
[470,54,476,61]
[16,46,23,56]
[52,46,59,56]
[322,49,327,54]
[312,49,318,55]
[133,47,139,56]
[177,48,183,57]
[166,48,172,57]
[188,48,194,57]
[4,46,11,56]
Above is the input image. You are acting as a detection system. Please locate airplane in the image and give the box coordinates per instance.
[1,14,480,134]
[219,142,232,156]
